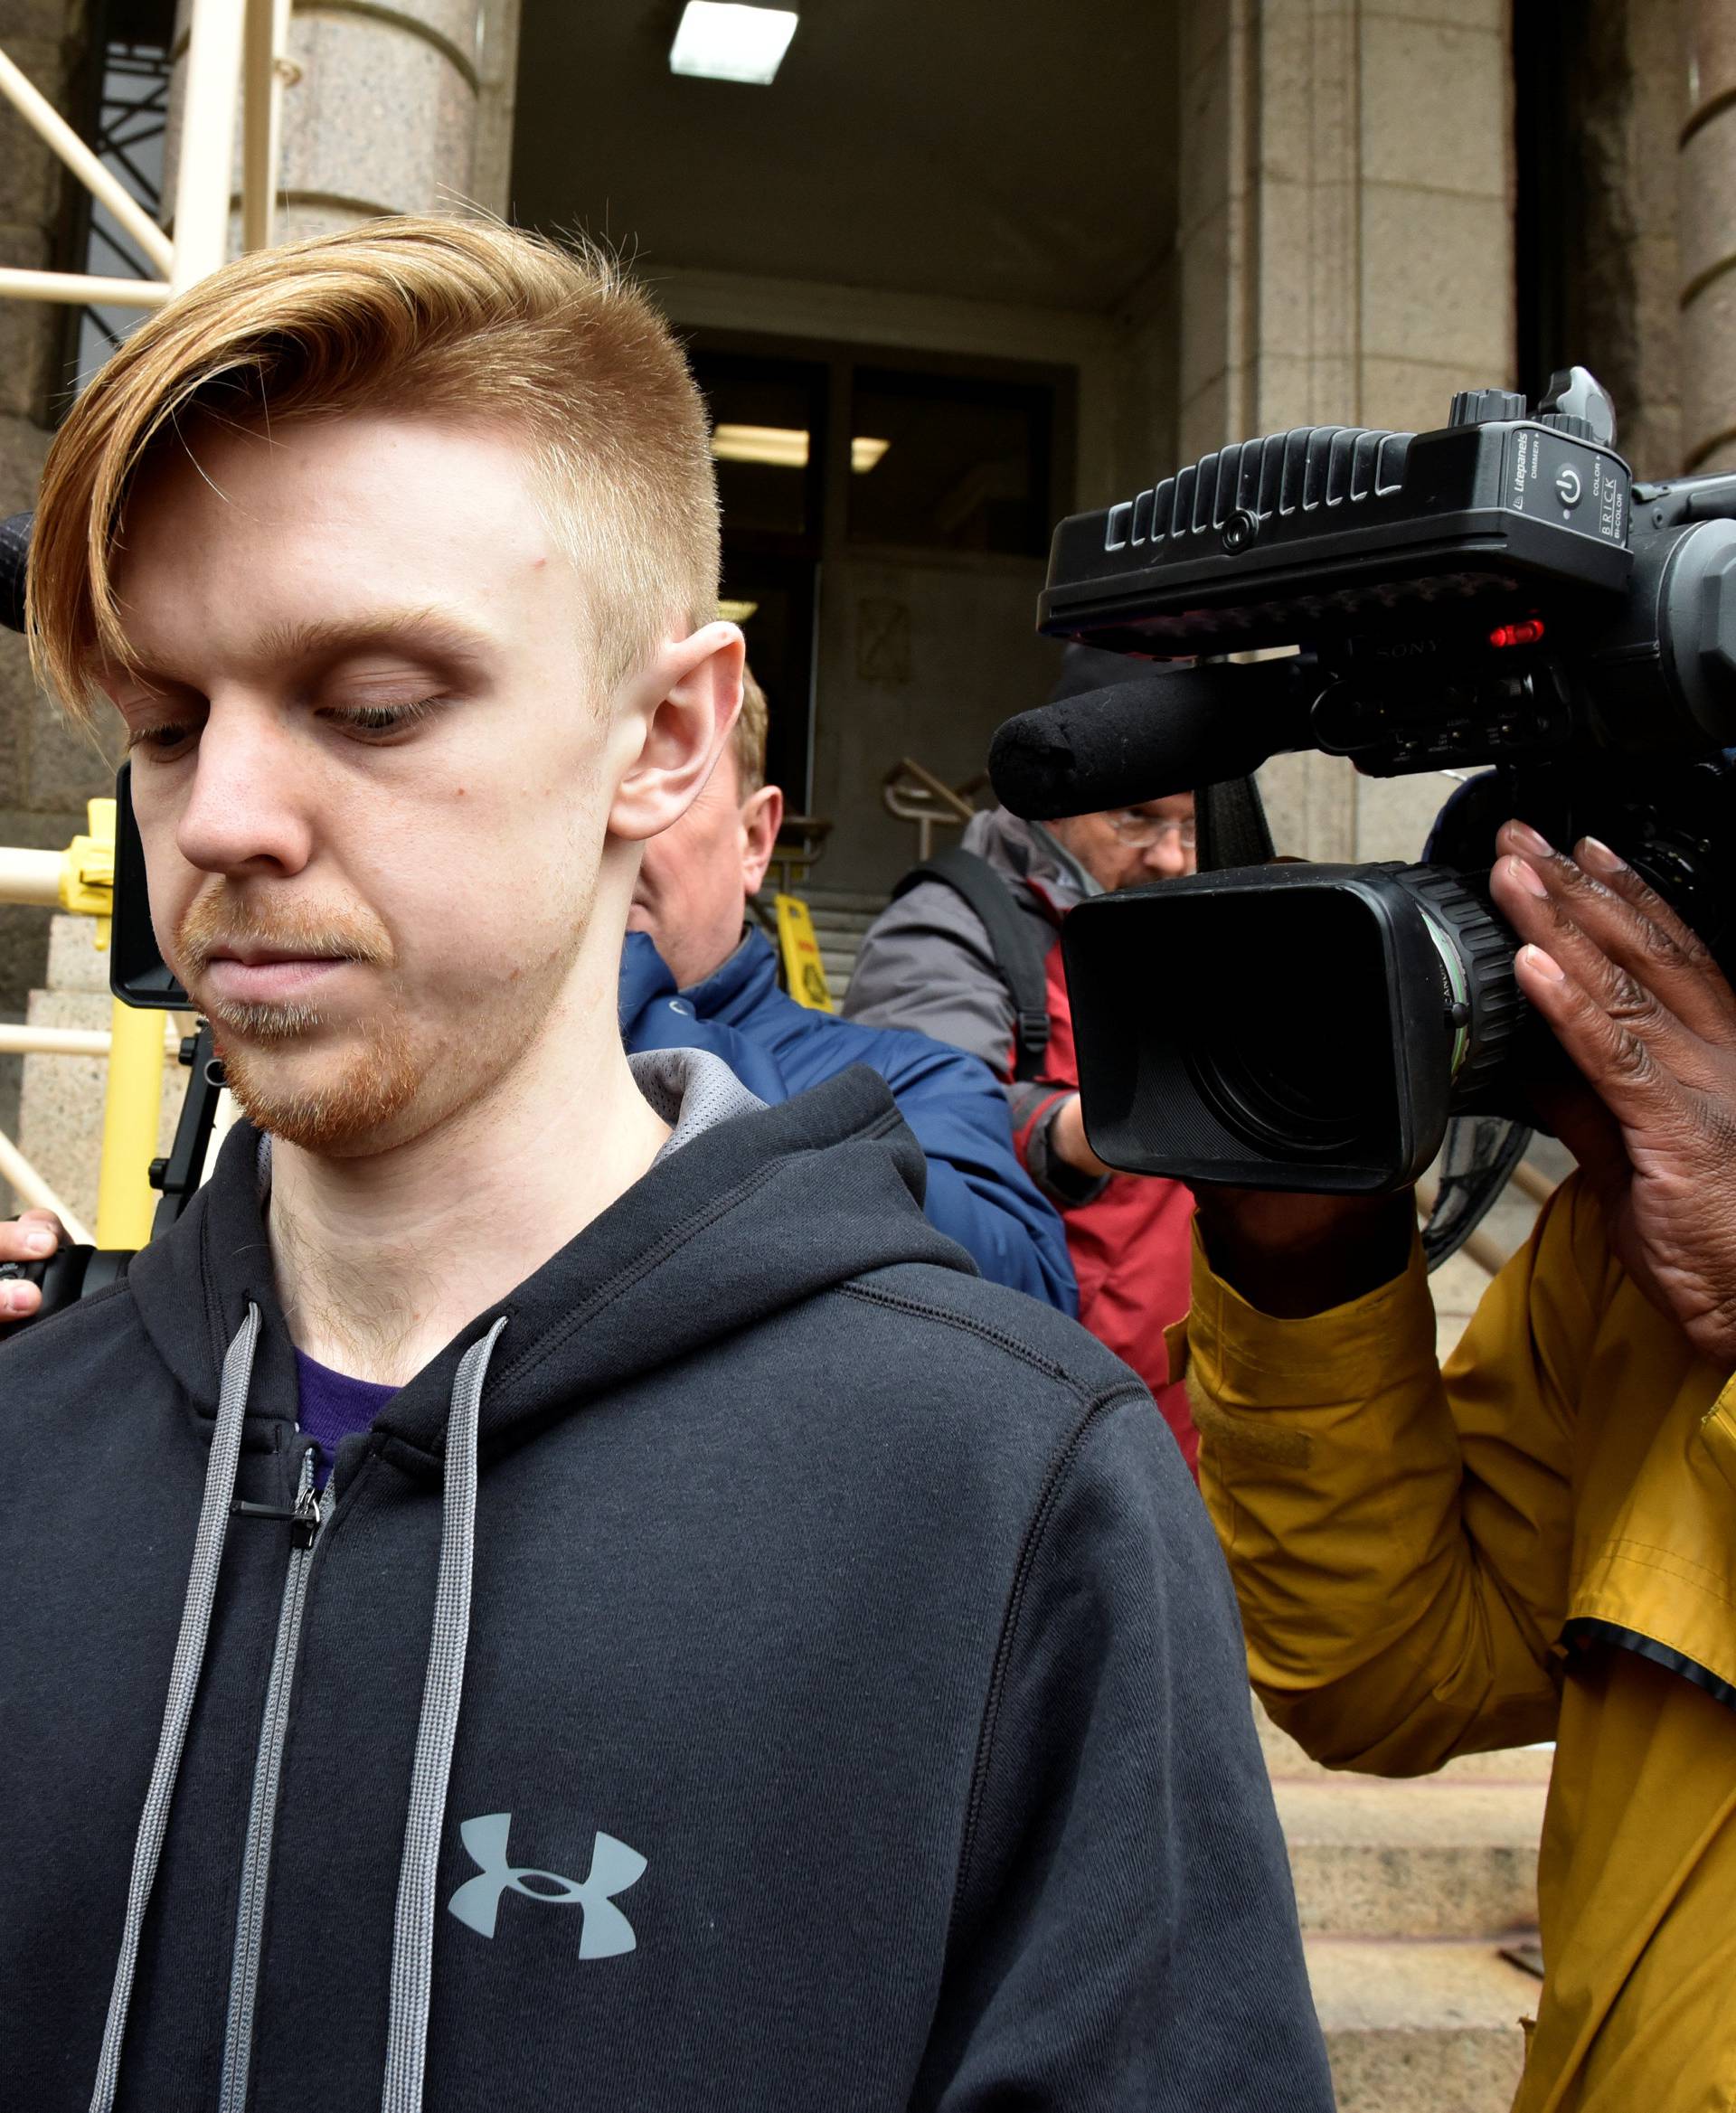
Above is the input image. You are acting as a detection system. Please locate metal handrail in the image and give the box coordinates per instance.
[765,813,833,897]
[1511,1157,1559,1207]
[882,758,988,862]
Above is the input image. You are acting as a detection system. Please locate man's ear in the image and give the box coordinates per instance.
[739,783,784,896]
[609,622,745,843]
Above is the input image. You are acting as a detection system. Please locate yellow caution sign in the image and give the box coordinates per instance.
[773,892,834,1012]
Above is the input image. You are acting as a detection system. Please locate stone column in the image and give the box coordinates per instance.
[1171,0,1514,862]
[165,0,517,251]
[1552,0,1684,480]
[1679,2,1736,474]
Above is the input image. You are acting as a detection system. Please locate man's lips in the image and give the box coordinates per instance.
[198,952,357,1005]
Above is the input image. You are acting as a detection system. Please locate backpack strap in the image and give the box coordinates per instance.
[893,844,1052,1082]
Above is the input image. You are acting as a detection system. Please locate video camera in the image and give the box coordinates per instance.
[988,369,1736,1196]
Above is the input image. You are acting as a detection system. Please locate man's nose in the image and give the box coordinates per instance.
[1143,835,1192,879]
[173,702,316,878]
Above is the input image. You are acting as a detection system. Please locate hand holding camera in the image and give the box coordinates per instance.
[1194,817,1736,1351]
[0,1209,65,1321]
[1495,820,1736,1363]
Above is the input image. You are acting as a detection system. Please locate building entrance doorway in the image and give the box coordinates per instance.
[690,335,1071,884]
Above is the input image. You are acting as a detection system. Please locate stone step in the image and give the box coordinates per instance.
[1307,1936,1535,2113]
[1276,1777,1546,1938]
[811,925,878,959]
[807,901,883,926]
[798,887,890,916]
[1257,1701,1555,1786]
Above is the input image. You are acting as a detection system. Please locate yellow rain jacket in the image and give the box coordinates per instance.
[1179,1173,1736,2112]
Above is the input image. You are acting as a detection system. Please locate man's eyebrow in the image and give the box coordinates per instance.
[250,608,495,670]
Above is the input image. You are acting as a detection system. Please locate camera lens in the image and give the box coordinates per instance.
[1184,953,1384,1159]
[1061,861,1531,1193]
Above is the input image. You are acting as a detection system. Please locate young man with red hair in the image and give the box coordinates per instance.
[0,220,1327,2110]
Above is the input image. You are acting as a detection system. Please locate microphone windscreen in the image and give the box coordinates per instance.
[990,663,1292,818]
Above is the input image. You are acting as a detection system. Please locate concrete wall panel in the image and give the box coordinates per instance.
[810,556,1056,890]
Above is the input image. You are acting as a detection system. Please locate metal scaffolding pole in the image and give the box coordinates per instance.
[0,0,284,1240]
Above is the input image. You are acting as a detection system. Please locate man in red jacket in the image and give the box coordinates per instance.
[844,647,1201,1466]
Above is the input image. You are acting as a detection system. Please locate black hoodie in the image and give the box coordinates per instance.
[0,1052,1331,2111]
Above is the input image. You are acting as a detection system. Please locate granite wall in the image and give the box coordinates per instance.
[1166,0,1517,867]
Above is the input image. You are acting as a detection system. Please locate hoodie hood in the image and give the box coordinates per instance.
[126,1050,961,1480]
[961,805,1099,918]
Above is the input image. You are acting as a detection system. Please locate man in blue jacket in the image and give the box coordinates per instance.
[618,669,1076,1312]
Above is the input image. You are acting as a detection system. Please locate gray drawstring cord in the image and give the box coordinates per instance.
[90,1304,262,2113]
[382,1316,508,2113]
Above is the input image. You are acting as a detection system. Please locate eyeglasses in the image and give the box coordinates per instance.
[1104,809,1197,850]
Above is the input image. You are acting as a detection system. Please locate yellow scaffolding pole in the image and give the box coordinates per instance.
[96,998,165,1246]
[53,798,166,1246]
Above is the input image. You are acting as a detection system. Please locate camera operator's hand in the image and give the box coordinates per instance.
[0,1209,68,1321]
[1492,820,1736,1366]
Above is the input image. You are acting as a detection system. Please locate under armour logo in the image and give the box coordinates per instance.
[448,1812,646,1957]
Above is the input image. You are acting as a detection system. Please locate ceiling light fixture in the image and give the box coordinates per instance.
[718,598,760,625]
[710,424,892,474]
[669,2,799,86]
[712,422,808,467]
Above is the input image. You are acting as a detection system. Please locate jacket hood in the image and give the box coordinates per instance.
[126,1052,960,1479]
[962,806,1099,917]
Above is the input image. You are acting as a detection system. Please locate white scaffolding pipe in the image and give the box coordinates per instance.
[0,1024,184,1058]
[0,1128,95,1247]
[2,0,281,320]
[171,0,250,290]
[0,267,173,308]
[0,45,176,277]
[0,849,63,908]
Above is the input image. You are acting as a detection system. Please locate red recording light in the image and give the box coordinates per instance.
[1488,618,1546,649]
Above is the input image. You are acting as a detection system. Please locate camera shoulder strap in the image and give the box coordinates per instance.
[894,845,1052,1081]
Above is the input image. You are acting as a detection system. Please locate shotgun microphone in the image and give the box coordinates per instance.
[987,655,1307,819]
